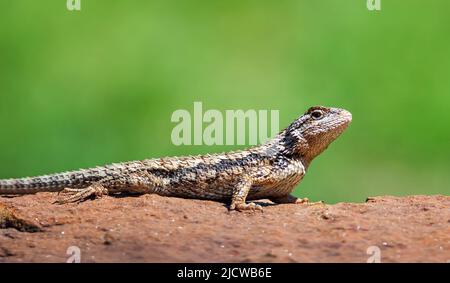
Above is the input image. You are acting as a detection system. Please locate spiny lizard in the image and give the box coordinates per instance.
[0,106,351,211]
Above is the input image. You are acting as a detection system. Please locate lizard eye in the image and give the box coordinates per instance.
[311,110,324,120]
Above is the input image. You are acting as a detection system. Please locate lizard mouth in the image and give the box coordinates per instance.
[336,109,352,130]
[328,109,352,138]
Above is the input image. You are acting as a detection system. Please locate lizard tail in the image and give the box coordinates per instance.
[0,169,103,195]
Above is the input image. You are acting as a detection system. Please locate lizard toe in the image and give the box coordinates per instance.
[232,202,263,212]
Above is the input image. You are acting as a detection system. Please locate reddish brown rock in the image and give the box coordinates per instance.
[0,193,449,262]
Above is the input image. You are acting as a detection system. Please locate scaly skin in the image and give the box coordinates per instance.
[0,106,352,211]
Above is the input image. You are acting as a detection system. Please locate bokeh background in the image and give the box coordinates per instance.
[1,0,449,203]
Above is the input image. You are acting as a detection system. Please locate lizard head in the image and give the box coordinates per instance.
[282,106,352,164]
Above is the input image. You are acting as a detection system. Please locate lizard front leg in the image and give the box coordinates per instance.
[229,177,262,212]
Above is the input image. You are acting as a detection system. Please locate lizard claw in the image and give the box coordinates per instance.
[294,198,325,206]
[295,197,309,204]
[230,202,263,212]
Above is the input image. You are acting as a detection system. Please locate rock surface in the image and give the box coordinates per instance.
[0,193,449,263]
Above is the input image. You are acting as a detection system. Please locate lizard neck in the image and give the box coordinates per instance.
[255,132,311,169]
[256,129,331,172]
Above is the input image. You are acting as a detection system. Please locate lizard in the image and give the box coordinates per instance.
[0,106,352,211]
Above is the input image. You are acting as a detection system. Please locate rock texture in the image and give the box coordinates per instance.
[0,193,449,263]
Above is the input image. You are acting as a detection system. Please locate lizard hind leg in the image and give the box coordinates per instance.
[54,184,108,204]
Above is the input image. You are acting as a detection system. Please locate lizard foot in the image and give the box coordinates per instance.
[295,197,309,204]
[270,195,324,206]
[295,198,325,206]
[54,185,108,204]
[230,202,263,212]
[270,195,307,204]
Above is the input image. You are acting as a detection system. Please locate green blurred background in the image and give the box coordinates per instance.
[0,0,449,203]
